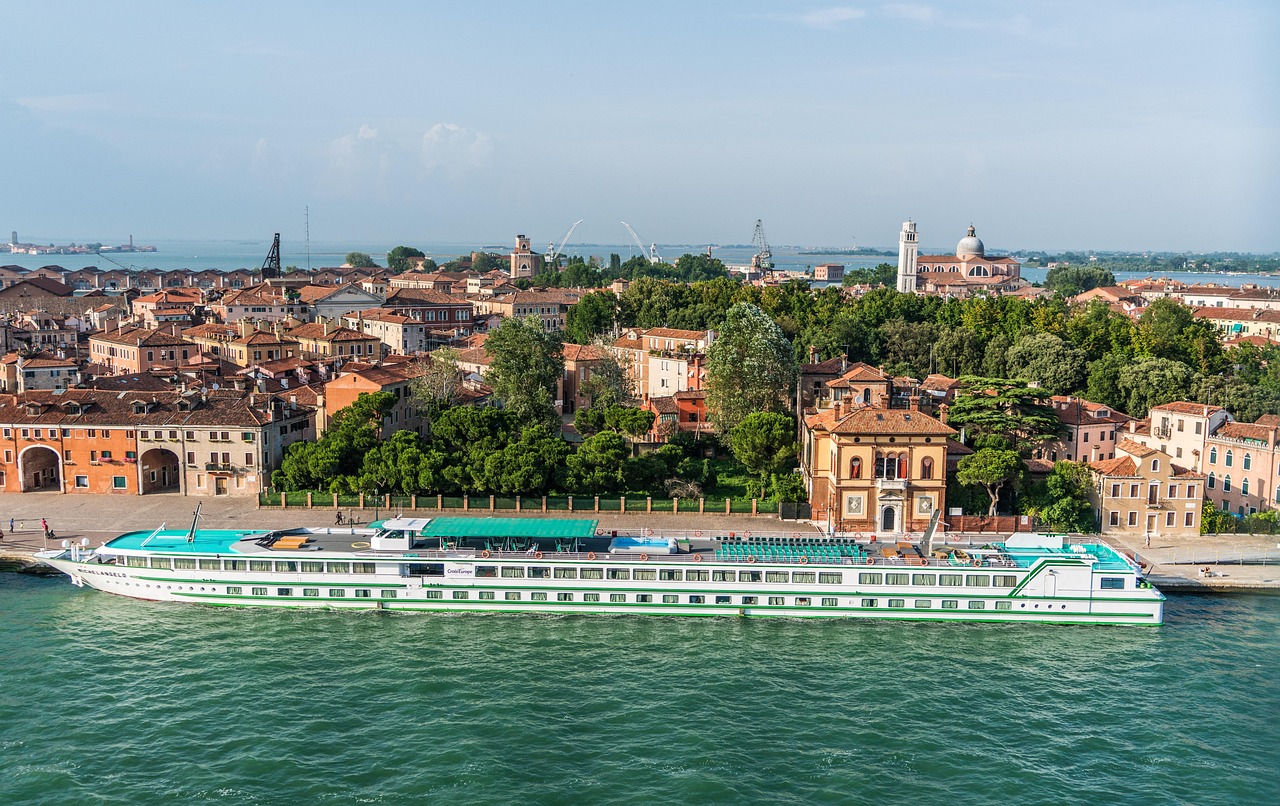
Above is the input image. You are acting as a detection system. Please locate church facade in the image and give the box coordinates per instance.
[896,223,1025,298]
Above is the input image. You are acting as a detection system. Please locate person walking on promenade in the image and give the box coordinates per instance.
[41,518,49,537]
[8,518,12,533]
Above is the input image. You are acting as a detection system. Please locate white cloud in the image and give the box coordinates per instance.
[770,7,867,30]
[420,122,492,176]
[880,4,937,24]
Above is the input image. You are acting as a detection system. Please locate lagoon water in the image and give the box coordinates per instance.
[1,574,1276,805]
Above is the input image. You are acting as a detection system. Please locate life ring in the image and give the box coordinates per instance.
[692,554,703,562]
[694,530,703,538]
[799,556,809,565]
[745,531,752,538]
[645,528,654,536]
[587,552,597,560]
[350,541,371,549]
[480,550,491,559]
[640,553,649,561]
[747,555,757,564]
[533,551,543,560]
[866,557,875,565]
[595,529,604,536]
[972,558,982,567]
[793,532,802,539]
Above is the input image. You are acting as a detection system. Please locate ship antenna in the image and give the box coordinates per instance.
[186,503,203,543]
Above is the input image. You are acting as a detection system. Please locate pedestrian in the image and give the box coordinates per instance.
[41,518,49,536]
[1144,534,1151,549]
[8,518,12,532]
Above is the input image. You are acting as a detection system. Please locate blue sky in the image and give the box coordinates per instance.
[2,1,1276,252]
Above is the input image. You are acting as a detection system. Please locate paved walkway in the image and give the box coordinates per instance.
[1105,532,1280,592]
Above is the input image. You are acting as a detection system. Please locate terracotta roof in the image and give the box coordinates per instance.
[1117,438,1157,457]
[805,404,956,436]
[1150,401,1224,416]
[0,388,311,427]
[1050,396,1132,426]
[1214,422,1276,443]
[90,326,188,347]
[350,309,416,325]
[563,344,608,362]
[234,331,292,346]
[383,287,461,305]
[454,347,492,366]
[648,396,679,414]
[6,278,75,296]
[1171,465,1204,479]
[1090,456,1138,476]
[1254,414,1280,428]
[827,362,891,387]
[800,356,849,374]
[1025,458,1056,474]
[921,374,960,393]
[643,327,706,340]
[288,322,373,342]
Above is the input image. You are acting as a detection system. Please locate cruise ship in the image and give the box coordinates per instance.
[37,515,1164,625]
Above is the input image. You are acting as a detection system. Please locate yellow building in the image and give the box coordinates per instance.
[802,399,955,536]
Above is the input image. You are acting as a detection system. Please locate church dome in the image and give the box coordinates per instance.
[956,225,984,258]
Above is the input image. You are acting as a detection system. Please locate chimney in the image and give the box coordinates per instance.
[240,319,251,338]
[937,402,949,424]
[808,345,818,364]
[257,378,267,394]
[909,395,919,412]
[323,318,330,336]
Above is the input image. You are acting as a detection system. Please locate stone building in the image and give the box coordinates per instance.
[1088,440,1203,538]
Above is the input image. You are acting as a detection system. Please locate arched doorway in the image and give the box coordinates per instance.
[18,445,62,492]
[139,448,181,494]
[881,506,895,533]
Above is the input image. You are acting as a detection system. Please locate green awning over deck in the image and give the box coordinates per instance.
[416,517,599,540]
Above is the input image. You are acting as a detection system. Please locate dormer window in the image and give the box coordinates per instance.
[1095,409,1109,418]
[177,400,192,411]
[132,402,147,415]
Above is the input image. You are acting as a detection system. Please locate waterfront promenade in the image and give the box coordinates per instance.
[2,493,1277,591]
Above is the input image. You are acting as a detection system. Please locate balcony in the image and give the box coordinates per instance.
[875,478,907,492]
[204,462,234,472]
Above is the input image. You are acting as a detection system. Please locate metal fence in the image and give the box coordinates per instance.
[259,490,804,517]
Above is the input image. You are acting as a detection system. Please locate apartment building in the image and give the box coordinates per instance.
[1088,440,1203,538]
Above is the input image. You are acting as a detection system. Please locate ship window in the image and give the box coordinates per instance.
[795,597,812,606]
[664,594,679,603]
[914,600,931,608]
[818,572,842,584]
[884,573,909,585]
[303,589,319,597]
[557,592,574,602]
[941,600,959,609]
[199,559,220,570]
[277,588,293,597]
[296,561,321,573]
[861,598,877,608]
[821,597,837,607]
[252,587,268,596]
[993,575,1016,588]
[912,573,936,585]
[583,593,599,602]
[275,561,297,573]
[224,559,247,571]
[326,562,349,574]
[173,558,196,570]
[528,567,550,579]
[766,571,789,583]
[965,575,990,587]
[425,590,442,599]
[634,569,657,581]
[355,590,372,598]
[501,567,525,578]
[711,595,728,605]
[451,591,468,600]
[553,567,577,579]
[609,594,625,603]
[381,590,398,599]
[532,592,550,601]
[635,594,652,603]
[792,572,817,584]
[504,592,520,601]
[579,568,603,580]
[249,560,272,572]
[330,589,346,597]
[1100,577,1125,589]
[889,599,905,608]
[478,591,494,600]
[686,570,709,582]
[607,568,630,580]
[742,596,758,605]
[689,595,706,604]
[659,569,682,581]
[939,574,963,586]
[859,572,883,584]
[227,586,242,595]
[353,562,375,574]
[739,570,762,582]
[712,570,733,582]
[476,565,498,578]
[968,601,986,610]
[995,601,1012,610]
[150,557,172,569]
[768,596,784,605]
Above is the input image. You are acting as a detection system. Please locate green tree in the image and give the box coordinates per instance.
[728,412,797,483]
[704,303,797,433]
[1044,265,1116,296]
[565,431,630,493]
[579,347,632,408]
[471,252,504,273]
[1085,353,1130,412]
[476,425,570,494]
[386,245,427,273]
[878,320,937,378]
[345,251,379,268]
[956,448,1026,516]
[272,391,395,491]
[1006,332,1087,395]
[1023,461,1095,532]
[1116,357,1198,417]
[485,316,564,426]
[947,377,1062,448]
[603,405,656,438]
[564,290,618,345]
[409,350,461,416]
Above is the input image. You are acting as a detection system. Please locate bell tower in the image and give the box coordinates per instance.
[897,220,918,294]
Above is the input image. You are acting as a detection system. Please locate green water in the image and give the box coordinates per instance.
[1,575,1275,805]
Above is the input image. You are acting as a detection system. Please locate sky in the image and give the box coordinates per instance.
[1,1,1277,253]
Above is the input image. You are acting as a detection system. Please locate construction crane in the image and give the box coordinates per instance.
[751,219,774,275]
[546,219,583,268]
[621,221,661,264]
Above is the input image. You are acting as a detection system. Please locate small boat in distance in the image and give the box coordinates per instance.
[37,516,1163,625]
